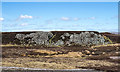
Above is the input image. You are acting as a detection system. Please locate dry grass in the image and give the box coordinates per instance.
[76,60,119,68]
[52,52,83,58]
[2,58,75,69]
[91,43,120,48]
[0,44,19,47]
[2,58,119,69]
[27,49,58,55]
[0,44,33,47]
[24,50,84,58]
[24,61,74,69]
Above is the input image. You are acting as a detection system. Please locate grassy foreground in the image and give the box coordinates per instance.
[2,44,120,71]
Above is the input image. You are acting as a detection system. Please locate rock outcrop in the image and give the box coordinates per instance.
[15,31,111,46]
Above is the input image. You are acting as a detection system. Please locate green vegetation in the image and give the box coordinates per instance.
[103,35,113,44]
[49,34,56,46]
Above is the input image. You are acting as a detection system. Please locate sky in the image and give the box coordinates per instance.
[0,2,118,32]
[1,0,120,2]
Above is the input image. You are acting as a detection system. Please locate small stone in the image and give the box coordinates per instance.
[92,52,95,55]
[116,47,119,49]
[115,52,120,54]
[78,52,83,55]
[85,50,90,54]
[89,55,92,56]
[102,52,106,54]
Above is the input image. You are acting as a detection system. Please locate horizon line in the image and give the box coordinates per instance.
[0,30,118,33]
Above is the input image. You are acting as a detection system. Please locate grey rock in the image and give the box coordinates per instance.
[15,31,110,47]
[64,33,70,37]
[15,34,25,40]
[55,40,64,46]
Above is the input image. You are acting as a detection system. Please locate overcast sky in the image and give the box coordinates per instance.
[1,2,118,32]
